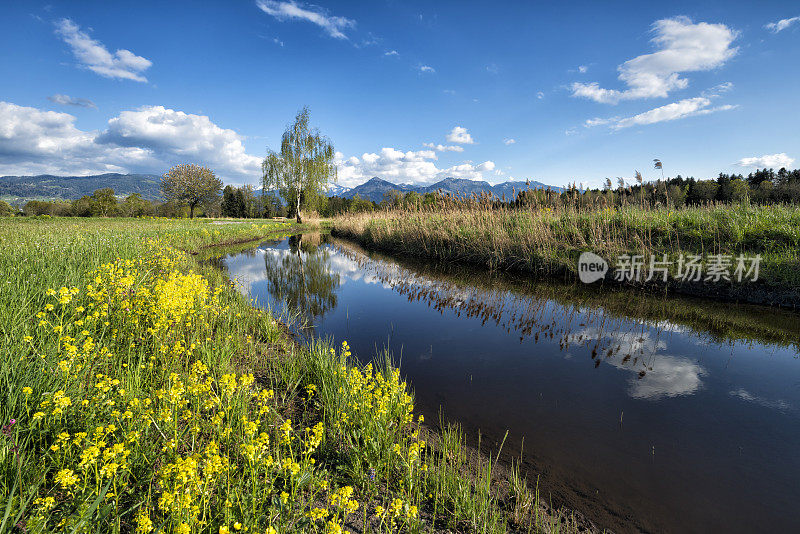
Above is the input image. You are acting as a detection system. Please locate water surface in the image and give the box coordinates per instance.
[217,233,800,533]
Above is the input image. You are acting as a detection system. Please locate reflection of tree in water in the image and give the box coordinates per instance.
[328,238,793,398]
[262,234,340,325]
[330,239,660,368]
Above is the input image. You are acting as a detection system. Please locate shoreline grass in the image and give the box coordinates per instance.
[331,202,800,308]
[0,217,585,533]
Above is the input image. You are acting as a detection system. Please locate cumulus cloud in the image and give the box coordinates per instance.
[384,50,399,56]
[764,16,800,33]
[571,17,738,103]
[255,0,355,39]
[419,65,435,73]
[0,101,151,176]
[536,91,544,99]
[423,142,464,152]
[0,101,262,181]
[55,19,152,82]
[48,94,97,109]
[446,126,474,144]
[334,148,496,187]
[736,153,795,168]
[503,138,516,145]
[585,96,736,130]
[578,65,588,73]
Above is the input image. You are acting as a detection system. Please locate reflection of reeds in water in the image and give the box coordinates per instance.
[330,239,683,380]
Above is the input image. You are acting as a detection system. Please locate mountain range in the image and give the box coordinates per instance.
[0,173,163,202]
[0,173,561,204]
[336,176,562,202]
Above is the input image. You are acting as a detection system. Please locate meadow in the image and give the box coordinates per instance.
[332,201,800,307]
[0,217,581,534]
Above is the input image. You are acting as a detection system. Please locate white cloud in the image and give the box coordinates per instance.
[0,101,262,181]
[702,81,733,97]
[585,96,736,130]
[55,19,152,82]
[334,147,496,187]
[419,65,435,73]
[423,142,464,152]
[0,101,151,176]
[578,65,588,73]
[571,17,738,103]
[536,91,544,99]
[48,94,97,109]
[255,0,355,39]
[97,106,262,178]
[384,50,399,56]
[503,138,516,145]
[736,153,795,169]
[446,126,474,144]
[765,16,800,33]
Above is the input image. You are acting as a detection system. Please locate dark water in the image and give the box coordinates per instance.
[217,233,800,533]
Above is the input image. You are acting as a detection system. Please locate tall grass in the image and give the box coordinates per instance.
[0,217,582,533]
[332,201,800,299]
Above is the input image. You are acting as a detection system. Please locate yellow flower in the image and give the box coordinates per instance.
[54,468,80,489]
[220,527,230,534]
[135,509,153,533]
[233,523,242,531]
[23,387,32,396]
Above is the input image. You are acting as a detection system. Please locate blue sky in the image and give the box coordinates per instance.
[1,1,798,188]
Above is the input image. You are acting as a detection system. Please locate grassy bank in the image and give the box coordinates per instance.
[331,203,800,307]
[0,218,582,533]
[331,236,800,352]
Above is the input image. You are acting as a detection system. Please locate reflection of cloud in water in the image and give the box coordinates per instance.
[572,328,706,400]
[729,389,791,412]
[327,253,381,285]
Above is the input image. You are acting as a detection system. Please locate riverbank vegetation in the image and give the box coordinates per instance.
[330,237,800,351]
[0,217,585,533]
[332,200,800,306]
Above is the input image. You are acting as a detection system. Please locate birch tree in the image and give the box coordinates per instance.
[262,107,337,223]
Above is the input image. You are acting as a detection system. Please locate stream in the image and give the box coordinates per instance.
[215,233,800,533]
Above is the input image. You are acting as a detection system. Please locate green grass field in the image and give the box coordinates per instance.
[0,217,579,534]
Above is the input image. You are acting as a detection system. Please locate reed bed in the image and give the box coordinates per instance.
[332,200,800,296]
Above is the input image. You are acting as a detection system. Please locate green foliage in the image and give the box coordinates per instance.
[262,107,337,223]
[161,164,223,218]
[120,193,155,217]
[0,200,15,217]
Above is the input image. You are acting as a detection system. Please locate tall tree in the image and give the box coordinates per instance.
[161,164,222,218]
[262,107,337,223]
[221,185,237,217]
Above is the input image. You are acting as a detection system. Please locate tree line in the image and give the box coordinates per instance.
[534,167,800,209]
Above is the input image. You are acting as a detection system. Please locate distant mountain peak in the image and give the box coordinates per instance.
[337,176,562,202]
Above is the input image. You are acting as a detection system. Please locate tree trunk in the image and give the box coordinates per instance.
[295,191,302,224]
[189,203,195,218]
